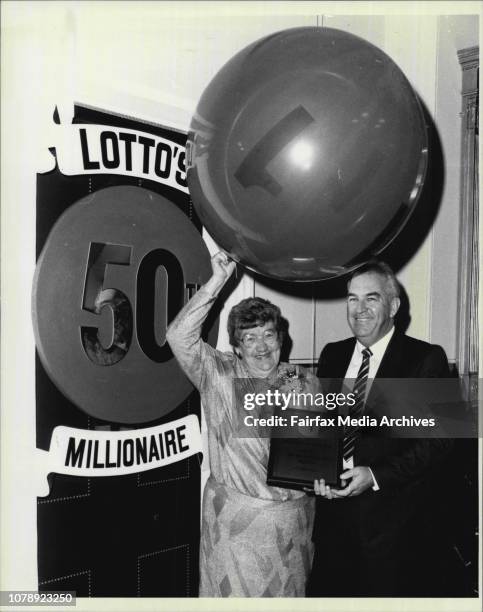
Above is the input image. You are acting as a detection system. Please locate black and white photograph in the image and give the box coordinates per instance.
[1,1,481,611]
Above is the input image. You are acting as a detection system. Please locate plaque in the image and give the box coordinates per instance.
[266,408,341,490]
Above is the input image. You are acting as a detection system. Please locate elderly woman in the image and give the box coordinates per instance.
[166,252,315,597]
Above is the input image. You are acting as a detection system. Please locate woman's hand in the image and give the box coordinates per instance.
[203,252,236,296]
[211,251,236,282]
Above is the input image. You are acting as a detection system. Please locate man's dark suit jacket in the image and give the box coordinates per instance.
[308,330,451,597]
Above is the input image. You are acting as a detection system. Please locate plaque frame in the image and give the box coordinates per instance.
[266,408,342,490]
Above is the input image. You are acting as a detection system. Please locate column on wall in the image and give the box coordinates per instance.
[456,45,479,392]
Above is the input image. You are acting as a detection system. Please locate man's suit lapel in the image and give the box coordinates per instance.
[325,338,356,397]
[365,331,405,408]
[334,338,357,379]
[374,331,405,379]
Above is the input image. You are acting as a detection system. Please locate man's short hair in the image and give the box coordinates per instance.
[347,260,400,299]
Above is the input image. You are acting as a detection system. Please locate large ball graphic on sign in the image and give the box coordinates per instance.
[187,27,427,281]
[32,186,217,424]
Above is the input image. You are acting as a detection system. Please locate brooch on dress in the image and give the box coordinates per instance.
[273,364,306,394]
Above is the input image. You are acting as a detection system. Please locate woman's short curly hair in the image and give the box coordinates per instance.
[227,297,285,348]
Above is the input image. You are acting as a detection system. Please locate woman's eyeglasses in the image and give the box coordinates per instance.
[240,330,279,348]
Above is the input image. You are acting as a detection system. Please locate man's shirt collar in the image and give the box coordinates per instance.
[355,325,395,364]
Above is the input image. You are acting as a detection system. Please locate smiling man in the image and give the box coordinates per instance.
[346,265,400,347]
[307,260,452,597]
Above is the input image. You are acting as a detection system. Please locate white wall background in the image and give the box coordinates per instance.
[1,2,480,610]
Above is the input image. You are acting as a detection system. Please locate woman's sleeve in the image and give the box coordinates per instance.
[166,287,220,390]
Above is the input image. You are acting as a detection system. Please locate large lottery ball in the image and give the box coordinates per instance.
[187,27,427,281]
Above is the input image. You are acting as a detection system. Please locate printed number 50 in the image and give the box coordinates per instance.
[80,242,187,365]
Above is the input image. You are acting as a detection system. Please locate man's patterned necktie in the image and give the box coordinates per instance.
[342,347,372,461]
